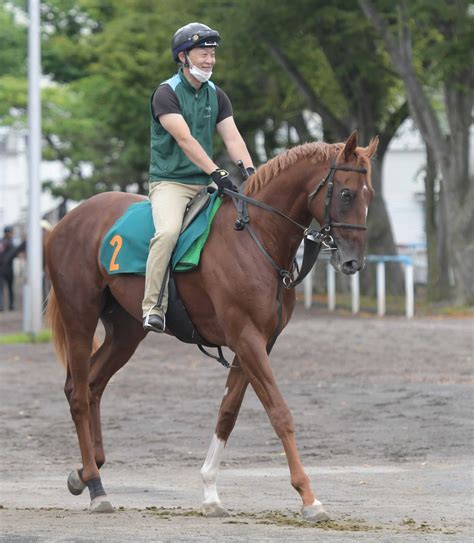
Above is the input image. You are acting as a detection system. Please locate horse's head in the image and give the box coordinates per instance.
[308,131,378,275]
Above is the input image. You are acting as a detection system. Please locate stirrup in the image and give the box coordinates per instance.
[143,307,166,333]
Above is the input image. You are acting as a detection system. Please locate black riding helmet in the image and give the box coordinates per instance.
[171,22,220,63]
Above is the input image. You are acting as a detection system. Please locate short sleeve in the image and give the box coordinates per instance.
[216,86,233,123]
[152,85,181,120]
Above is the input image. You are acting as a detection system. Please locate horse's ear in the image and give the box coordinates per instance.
[343,131,358,162]
[366,135,379,158]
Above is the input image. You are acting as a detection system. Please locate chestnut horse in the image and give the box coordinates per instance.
[46,132,378,519]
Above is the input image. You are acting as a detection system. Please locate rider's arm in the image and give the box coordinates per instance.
[216,116,254,170]
[159,113,218,175]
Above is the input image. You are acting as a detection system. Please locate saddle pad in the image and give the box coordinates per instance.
[100,192,222,275]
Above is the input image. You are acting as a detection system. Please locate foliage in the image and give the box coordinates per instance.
[0,329,52,344]
[0,3,27,123]
[0,4,27,78]
[2,0,404,196]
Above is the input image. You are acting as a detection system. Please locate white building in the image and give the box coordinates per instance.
[0,126,67,230]
[382,120,426,247]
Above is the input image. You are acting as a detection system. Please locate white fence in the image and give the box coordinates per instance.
[299,252,415,318]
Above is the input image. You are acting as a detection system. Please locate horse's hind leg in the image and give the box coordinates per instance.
[65,303,146,508]
[201,359,248,517]
[62,316,115,512]
[88,304,146,472]
[64,367,88,496]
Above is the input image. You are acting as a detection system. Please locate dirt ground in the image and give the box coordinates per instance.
[0,304,473,542]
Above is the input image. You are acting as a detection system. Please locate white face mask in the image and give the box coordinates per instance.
[186,56,212,83]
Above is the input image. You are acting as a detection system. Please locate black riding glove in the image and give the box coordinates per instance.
[211,168,237,195]
[246,166,256,178]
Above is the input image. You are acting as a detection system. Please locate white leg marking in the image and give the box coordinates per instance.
[200,434,225,505]
[301,498,329,522]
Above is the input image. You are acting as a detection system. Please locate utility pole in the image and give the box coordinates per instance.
[25,0,43,335]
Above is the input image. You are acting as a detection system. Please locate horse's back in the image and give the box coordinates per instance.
[70,191,145,219]
[47,192,146,277]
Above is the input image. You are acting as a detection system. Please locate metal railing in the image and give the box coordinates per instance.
[298,249,415,318]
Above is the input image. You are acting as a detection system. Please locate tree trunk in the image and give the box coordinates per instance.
[424,143,449,301]
[291,112,312,143]
[442,160,474,304]
[436,182,451,300]
[441,79,474,304]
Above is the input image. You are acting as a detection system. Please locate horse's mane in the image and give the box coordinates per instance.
[245,141,371,195]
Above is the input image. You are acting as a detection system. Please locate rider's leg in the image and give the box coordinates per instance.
[142,181,205,324]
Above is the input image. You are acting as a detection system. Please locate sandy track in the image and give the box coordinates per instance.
[0,306,472,541]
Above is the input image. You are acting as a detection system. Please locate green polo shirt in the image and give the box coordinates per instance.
[149,69,232,185]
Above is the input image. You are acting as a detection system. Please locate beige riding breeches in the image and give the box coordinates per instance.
[142,181,206,317]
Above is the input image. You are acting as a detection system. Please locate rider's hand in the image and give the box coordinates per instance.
[211,168,237,195]
[246,166,256,178]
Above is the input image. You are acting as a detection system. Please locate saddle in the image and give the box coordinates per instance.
[101,189,221,275]
[180,187,212,232]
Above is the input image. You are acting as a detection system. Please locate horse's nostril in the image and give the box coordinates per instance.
[342,260,360,274]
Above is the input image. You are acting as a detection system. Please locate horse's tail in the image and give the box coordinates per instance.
[45,287,100,370]
[45,287,68,369]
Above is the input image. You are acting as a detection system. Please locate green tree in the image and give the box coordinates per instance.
[38,0,190,197]
[0,3,27,122]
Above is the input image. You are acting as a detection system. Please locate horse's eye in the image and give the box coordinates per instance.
[341,189,353,202]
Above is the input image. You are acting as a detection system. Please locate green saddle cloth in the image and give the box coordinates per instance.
[100,192,222,275]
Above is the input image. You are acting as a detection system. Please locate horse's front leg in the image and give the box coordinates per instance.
[201,358,248,517]
[236,331,329,522]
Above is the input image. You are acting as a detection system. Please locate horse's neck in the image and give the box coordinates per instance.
[244,161,319,268]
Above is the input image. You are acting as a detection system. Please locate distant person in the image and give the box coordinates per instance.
[58,198,68,220]
[0,226,16,311]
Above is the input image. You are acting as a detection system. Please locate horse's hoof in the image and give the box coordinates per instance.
[90,495,115,513]
[201,501,230,517]
[301,499,330,522]
[67,470,86,496]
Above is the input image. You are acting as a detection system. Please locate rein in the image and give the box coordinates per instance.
[224,159,368,288]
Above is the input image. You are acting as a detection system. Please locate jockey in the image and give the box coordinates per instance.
[143,22,255,333]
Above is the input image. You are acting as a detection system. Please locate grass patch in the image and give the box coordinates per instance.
[0,329,52,345]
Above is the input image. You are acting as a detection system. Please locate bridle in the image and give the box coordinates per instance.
[226,159,368,285]
[307,161,368,248]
